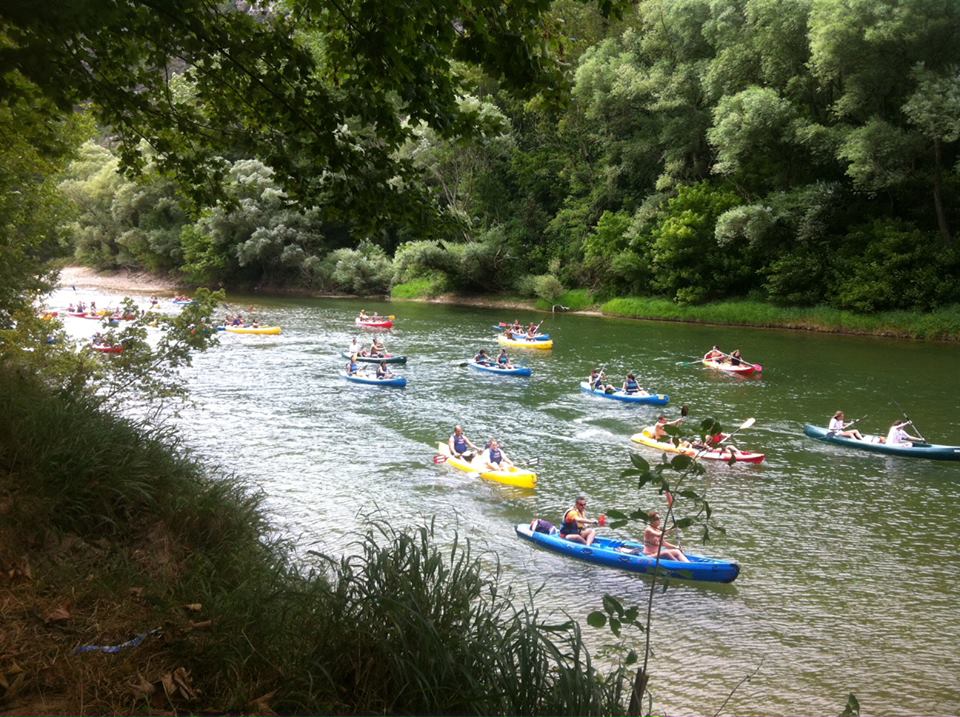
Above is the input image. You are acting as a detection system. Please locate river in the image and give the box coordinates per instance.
[54,291,960,716]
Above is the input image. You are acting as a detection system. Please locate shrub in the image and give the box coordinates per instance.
[392,239,458,284]
[329,242,393,294]
[391,274,449,299]
[532,274,565,302]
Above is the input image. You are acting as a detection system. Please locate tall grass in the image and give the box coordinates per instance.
[390,274,448,299]
[601,297,960,341]
[536,289,596,312]
[0,366,628,715]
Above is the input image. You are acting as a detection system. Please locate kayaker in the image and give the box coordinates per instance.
[526,321,539,336]
[653,414,684,441]
[704,345,724,362]
[345,355,360,375]
[483,439,514,471]
[370,337,386,357]
[375,361,393,380]
[828,411,864,440]
[497,348,514,369]
[885,419,923,446]
[449,425,480,461]
[643,512,688,561]
[728,349,743,366]
[622,373,643,394]
[511,319,523,333]
[358,309,368,320]
[588,368,608,391]
[559,496,597,546]
[474,348,491,365]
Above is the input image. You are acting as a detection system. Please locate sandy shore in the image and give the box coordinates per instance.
[58,266,182,294]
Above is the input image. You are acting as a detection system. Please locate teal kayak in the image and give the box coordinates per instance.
[468,361,532,377]
[579,381,669,406]
[340,370,407,388]
[803,424,960,461]
[340,351,407,364]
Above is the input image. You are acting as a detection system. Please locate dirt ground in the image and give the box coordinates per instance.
[57,266,182,295]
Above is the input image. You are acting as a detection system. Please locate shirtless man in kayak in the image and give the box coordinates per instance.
[653,414,684,441]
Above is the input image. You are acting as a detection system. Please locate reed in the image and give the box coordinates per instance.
[0,366,627,715]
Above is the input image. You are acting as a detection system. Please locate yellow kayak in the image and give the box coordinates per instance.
[435,443,537,489]
[496,334,553,350]
[224,325,282,335]
[630,427,766,463]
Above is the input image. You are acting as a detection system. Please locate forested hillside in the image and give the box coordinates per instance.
[8,0,960,314]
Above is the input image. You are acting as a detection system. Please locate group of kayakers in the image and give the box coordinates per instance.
[473,347,514,369]
[829,410,925,446]
[587,368,648,395]
[447,425,515,472]
[350,336,388,358]
[703,345,746,365]
[345,353,395,379]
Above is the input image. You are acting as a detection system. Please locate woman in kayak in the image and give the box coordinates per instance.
[885,419,923,446]
[589,368,612,392]
[643,511,688,562]
[483,439,514,471]
[559,496,597,546]
[828,411,864,440]
[497,348,514,369]
[622,373,644,394]
[345,355,360,376]
[375,361,393,380]
[448,425,480,461]
[728,349,743,366]
[474,348,491,365]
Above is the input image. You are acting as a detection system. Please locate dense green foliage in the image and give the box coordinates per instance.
[16,0,957,314]
[0,366,628,714]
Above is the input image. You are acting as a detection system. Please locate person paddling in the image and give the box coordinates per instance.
[704,345,724,362]
[483,439,514,471]
[559,495,598,546]
[497,348,514,369]
[885,419,923,446]
[828,410,864,440]
[643,511,688,562]
[448,425,480,461]
[474,348,491,365]
[375,361,393,380]
[653,413,684,441]
[345,354,360,376]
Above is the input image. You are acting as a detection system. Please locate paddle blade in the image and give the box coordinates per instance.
[739,417,756,430]
[432,454,448,464]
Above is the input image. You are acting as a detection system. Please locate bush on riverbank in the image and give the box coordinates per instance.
[600,297,960,341]
[0,366,627,715]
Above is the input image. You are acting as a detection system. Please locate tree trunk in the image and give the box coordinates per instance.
[628,669,649,716]
[932,138,953,245]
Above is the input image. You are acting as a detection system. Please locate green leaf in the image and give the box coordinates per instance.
[610,617,621,637]
[602,594,623,615]
[701,418,720,434]
[623,606,639,622]
[839,693,860,717]
[675,517,695,529]
[605,509,627,520]
[630,453,650,471]
[586,611,607,628]
[609,520,629,529]
[625,649,638,665]
[670,454,693,470]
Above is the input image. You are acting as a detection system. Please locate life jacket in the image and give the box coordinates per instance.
[498,354,509,365]
[453,434,468,454]
[488,447,503,465]
[560,507,582,536]
[592,375,604,390]
[625,378,639,392]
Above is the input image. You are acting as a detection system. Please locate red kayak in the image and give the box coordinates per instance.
[91,344,124,354]
[355,318,394,329]
[702,358,762,376]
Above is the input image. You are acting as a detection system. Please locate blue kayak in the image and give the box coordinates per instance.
[468,361,533,377]
[515,523,739,583]
[339,370,407,388]
[579,381,669,406]
[492,326,551,341]
[803,424,960,461]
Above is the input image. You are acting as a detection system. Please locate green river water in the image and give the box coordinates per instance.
[58,292,960,715]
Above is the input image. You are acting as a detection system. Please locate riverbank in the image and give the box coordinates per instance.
[59,265,960,341]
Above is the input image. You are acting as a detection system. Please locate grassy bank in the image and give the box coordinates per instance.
[600,297,960,341]
[0,366,627,715]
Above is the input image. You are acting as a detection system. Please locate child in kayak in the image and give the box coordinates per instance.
[497,349,514,369]
[474,348,491,365]
[885,419,923,446]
